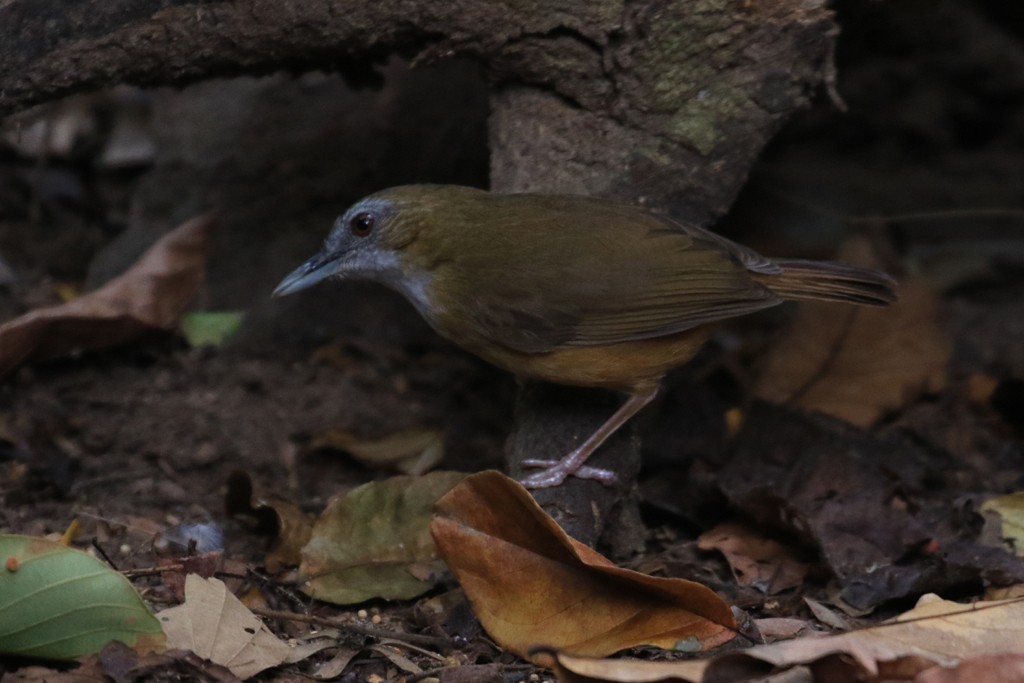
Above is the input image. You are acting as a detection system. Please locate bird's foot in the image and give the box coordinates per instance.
[519,458,618,489]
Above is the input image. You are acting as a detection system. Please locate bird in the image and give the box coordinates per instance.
[273,184,898,488]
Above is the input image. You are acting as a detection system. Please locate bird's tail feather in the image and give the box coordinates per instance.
[755,259,898,306]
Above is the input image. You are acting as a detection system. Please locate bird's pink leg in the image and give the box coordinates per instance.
[519,385,658,489]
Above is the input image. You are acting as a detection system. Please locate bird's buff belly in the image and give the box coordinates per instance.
[463,326,714,392]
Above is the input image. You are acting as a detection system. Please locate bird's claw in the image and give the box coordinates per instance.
[519,458,618,489]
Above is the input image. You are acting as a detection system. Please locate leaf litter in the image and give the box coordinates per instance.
[534,594,1024,683]
[5,81,1024,683]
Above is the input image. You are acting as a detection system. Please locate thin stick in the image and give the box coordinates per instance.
[848,208,1024,225]
[122,564,186,578]
[251,607,454,652]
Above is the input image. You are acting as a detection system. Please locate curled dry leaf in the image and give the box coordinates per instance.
[696,521,810,595]
[430,471,736,659]
[754,239,950,428]
[309,428,444,475]
[158,575,290,680]
[533,648,710,683]
[0,213,215,376]
[225,471,313,572]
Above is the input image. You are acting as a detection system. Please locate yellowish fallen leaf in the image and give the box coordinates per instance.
[981,493,1024,556]
[300,472,466,603]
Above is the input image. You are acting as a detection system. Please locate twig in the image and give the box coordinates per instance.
[848,208,1024,226]
[121,563,185,578]
[251,607,455,653]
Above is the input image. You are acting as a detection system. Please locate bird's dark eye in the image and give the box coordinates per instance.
[349,212,375,237]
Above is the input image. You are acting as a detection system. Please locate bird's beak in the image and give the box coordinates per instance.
[272,252,342,297]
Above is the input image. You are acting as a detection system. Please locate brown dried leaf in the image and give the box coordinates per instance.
[916,654,1024,683]
[754,240,950,427]
[225,471,313,571]
[696,521,810,595]
[158,575,290,680]
[157,551,223,602]
[431,471,736,658]
[0,213,215,376]
[753,617,814,640]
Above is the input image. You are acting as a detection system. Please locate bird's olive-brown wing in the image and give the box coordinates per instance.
[431,196,782,353]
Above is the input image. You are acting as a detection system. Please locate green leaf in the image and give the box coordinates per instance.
[300,471,467,604]
[180,311,245,347]
[0,535,166,660]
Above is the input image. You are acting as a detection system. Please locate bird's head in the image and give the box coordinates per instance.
[272,185,463,297]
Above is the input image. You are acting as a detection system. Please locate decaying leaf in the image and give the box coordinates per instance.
[981,493,1024,556]
[431,471,736,658]
[300,471,467,604]
[96,640,239,683]
[309,645,359,680]
[0,213,215,376]
[225,471,313,571]
[803,597,854,631]
[158,575,290,680]
[309,428,444,475]
[536,594,1024,683]
[718,401,1024,611]
[696,521,810,595]
[754,239,950,427]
